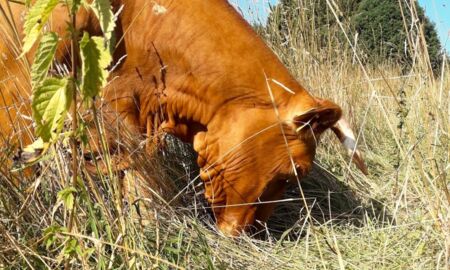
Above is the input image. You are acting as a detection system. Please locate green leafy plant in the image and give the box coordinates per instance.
[30,32,59,88]
[32,77,73,142]
[80,32,112,103]
[21,0,59,54]
[19,0,116,265]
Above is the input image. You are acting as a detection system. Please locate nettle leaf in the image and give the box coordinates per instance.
[57,187,77,210]
[80,33,112,101]
[22,0,59,55]
[30,32,59,88]
[91,0,116,42]
[32,78,73,142]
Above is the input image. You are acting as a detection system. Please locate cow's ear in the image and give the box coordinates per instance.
[293,99,342,136]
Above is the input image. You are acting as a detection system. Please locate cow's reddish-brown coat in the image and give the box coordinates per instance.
[0,0,365,236]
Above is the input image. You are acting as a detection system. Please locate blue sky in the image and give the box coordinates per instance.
[232,0,450,54]
[231,0,278,24]
[418,0,450,53]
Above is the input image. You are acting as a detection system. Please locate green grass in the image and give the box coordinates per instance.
[1,1,449,269]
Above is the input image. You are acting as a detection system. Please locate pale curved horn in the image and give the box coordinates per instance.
[331,118,368,175]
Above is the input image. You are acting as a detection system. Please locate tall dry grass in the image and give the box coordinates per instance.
[1,0,449,269]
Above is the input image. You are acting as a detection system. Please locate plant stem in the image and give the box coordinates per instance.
[65,8,78,270]
[67,6,78,234]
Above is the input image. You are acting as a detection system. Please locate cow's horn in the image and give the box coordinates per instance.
[331,118,368,175]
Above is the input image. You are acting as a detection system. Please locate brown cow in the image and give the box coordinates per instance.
[0,0,367,236]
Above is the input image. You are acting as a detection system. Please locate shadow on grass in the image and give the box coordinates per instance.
[263,164,392,240]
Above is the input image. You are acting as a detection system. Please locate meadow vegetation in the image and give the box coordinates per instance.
[0,0,449,269]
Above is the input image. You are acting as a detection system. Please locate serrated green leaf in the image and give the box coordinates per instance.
[57,187,77,210]
[90,0,115,42]
[22,0,59,55]
[32,78,73,142]
[80,32,112,102]
[30,32,59,88]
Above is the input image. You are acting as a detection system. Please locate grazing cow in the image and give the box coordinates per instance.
[0,0,367,236]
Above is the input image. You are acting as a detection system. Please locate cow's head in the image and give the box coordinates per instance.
[195,92,364,236]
